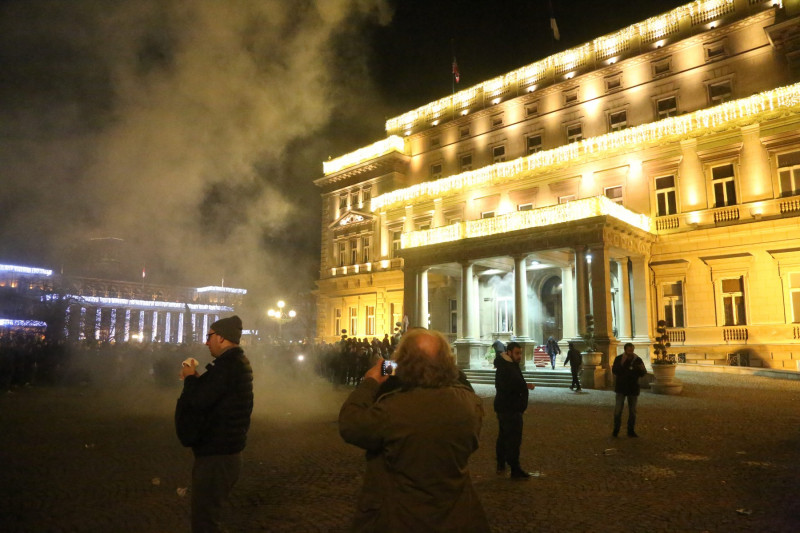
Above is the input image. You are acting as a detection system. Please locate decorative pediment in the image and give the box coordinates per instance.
[329,210,374,230]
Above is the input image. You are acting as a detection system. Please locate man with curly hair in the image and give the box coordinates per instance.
[339,328,489,532]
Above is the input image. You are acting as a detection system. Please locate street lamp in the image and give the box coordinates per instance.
[267,300,296,340]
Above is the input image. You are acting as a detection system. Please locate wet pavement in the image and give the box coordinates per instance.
[2,368,799,532]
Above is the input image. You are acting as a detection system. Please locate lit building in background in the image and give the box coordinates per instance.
[316,0,800,378]
[0,263,245,344]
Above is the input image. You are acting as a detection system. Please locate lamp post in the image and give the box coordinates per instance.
[267,300,296,340]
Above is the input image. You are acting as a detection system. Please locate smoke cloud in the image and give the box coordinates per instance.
[0,0,392,307]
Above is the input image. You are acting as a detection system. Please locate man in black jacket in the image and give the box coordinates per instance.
[494,341,535,479]
[611,343,647,438]
[175,315,253,533]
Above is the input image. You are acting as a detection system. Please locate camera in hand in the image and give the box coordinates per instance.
[381,359,398,376]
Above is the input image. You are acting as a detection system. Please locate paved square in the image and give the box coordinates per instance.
[2,367,799,532]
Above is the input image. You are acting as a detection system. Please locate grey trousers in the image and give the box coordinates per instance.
[191,453,242,533]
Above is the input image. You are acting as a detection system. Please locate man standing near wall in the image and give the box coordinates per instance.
[494,341,535,479]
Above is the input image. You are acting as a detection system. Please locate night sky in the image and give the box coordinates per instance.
[0,0,687,304]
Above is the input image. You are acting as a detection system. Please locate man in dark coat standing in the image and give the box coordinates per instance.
[494,341,535,479]
[612,342,647,437]
[175,315,254,533]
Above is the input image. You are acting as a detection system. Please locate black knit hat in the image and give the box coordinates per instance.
[210,315,242,344]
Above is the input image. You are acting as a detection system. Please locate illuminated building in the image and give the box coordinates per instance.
[315,0,800,379]
[0,262,245,344]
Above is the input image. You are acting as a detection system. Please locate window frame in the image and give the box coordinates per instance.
[654,174,678,216]
[709,162,738,208]
[655,95,678,119]
[365,305,375,336]
[492,144,506,163]
[776,149,800,197]
[349,306,358,336]
[566,123,583,144]
[526,133,543,155]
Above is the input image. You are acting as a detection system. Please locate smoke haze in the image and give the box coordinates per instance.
[0,0,392,304]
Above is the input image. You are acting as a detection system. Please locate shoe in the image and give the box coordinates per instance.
[576,388,582,392]
[496,465,506,475]
[569,386,574,391]
[510,470,532,479]
[628,431,639,438]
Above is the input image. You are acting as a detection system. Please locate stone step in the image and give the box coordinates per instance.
[463,369,574,388]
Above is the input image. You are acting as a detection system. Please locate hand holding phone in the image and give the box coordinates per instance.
[381,359,397,376]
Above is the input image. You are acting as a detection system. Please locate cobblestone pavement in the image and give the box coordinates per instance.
[2,367,800,533]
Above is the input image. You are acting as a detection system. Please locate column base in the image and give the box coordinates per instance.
[454,339,489,369]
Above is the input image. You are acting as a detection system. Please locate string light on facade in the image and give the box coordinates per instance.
[323,135,406,175]
[401,196,651,249]
[42,294,233,312]
[372,83,800,212]
[196,286,247,294]
[0,264,53,276]
[380,0,750,135]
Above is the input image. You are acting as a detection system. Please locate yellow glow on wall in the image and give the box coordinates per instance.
[323,135,406,175]
[371,83,800,212]
[401,196,651,249]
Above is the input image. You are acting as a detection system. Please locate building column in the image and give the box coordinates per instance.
[379,212,389,258]
[589,245,614,340]
[513,254,530,340]
[739,123,771,203]
[403,267,418,329]
[561,264,577,340]
[460,262,476,340]
[679,138,707,210]
[574,246,589,336]
[630,255,651,343]
[417,268,429,329]
[151,311,159,342]
[404,205,414,233]
[618,258,632,339]
[432,198,445,228]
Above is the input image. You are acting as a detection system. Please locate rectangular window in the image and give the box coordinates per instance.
[449,299,458,334]
[491,114,504,128]
[350,238,358,265]
[392,231,402,258]
[564,89,578,105]
[605,76,622,91]
[417,223,430,230]
[705,41,727,61]
[517,203,533,211]
[496,297,513,333]
[350,190,359,207]
[722,277,746,326]
[430,136,440,148]
[334,308,342,336]
[662,281,684,328]
[712,163,737,207]
[655,175,677,216]
[525,102,539,116]
[609,110,627,132]
[339,195,347,210]
[652,58,671,77]
[431,163,442,179]
[526,134,542,155]
[390,303,402,333]
[349,306,358,336]
[708,80,732,104]
[567,124,583,143]
[362,236,371,263]
[459,153,473,171]
[365,306,375,335]
[778,151,800,197]
[791,273,800,323]
[492,145,506,163]
[337,242,346,267]
[481,211,495,219]
[559,194,576,204]
[459,125,470,139]
[605,185,623,204]
[362,188,371,205]
[656,96,678,119]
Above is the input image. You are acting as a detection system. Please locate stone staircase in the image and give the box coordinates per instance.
[463,367,574,388]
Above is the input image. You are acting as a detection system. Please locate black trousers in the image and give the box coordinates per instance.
[496,412,524,470]
[191,453,242,533]
[570,366,581,389]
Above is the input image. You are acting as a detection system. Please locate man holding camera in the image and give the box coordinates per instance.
[339,328,489,532]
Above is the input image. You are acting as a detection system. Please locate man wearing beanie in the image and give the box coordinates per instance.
[175,315,254,532]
